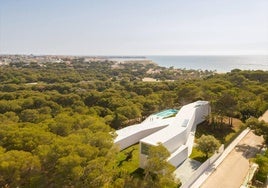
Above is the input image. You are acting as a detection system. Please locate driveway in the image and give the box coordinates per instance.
[201,131,263,188]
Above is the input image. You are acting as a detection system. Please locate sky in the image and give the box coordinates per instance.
[0,0,268,55]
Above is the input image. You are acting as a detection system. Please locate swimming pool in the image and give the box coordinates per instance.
[155,109,178,118]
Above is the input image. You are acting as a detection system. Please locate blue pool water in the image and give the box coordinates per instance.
[155,109,178,118]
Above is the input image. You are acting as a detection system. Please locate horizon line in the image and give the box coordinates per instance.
[1,53,268,57]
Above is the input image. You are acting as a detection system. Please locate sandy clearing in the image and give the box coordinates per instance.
[259,110,268,123]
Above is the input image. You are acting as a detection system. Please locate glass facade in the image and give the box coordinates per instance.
[141,143,150,155]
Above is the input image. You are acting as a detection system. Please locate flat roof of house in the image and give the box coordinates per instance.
[114,114,175,142]
[140,101,209,145]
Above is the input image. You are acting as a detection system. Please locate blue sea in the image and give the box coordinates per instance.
[146,55,268,73]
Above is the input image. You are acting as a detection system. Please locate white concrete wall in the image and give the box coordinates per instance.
[167,145,188,167]
[115,125,168,150]
[185,109,197,139]
[185,102,210,156]
[193,103,210,125]
[162,130,187,153]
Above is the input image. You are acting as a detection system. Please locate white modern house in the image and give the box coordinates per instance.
[140,101,210,168]
[114,101,210,168]
[114,109,178,150]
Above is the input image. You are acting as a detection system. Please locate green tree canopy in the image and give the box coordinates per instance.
[246,117,268,144]
[197,135,221,158]
[0,150,41,187]
[144,144,179,188]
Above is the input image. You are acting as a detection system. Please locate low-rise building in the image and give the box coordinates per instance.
[114,101,210,168]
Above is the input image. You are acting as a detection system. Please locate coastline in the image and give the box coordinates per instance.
[147,55,268,73]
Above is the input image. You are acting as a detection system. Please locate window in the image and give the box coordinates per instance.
[141,143,150,155]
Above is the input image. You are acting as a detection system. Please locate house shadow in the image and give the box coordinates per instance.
[186,159,201,169]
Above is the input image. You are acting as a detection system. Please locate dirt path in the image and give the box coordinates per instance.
[259,110,268,123]
[201,131,263,188]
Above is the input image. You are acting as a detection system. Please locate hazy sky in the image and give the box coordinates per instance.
[1,0,268,55]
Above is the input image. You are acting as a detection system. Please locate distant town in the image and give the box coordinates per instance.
[0,54,216,81]
[0,54,148,66]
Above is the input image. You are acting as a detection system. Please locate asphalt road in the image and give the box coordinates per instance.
[201,131,263,188]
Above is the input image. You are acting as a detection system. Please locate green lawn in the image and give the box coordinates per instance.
[189,147,208,163]
[116,144,140,174]
[116,144,147,180]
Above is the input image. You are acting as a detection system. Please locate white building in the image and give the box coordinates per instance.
[114,101,210,168]
[140,101,210,168]
[114,109,178,150]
